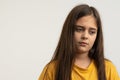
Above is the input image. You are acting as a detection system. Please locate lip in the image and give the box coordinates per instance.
[79,42,88,45]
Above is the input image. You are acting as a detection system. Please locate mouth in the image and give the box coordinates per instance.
[78,42,88,46]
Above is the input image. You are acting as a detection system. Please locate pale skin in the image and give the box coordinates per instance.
[74,15,98,69]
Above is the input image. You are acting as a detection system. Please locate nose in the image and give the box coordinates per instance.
[81,31,88,40]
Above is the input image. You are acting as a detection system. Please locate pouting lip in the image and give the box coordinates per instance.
[78,42,89,45]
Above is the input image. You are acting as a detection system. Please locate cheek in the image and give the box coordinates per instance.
[74,33,81,41]
[90,35,97,45]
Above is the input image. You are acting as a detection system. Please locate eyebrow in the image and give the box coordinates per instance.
[75,25,97,30]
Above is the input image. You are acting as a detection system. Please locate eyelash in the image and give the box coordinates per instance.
[75,28,96,35]
[89,31,96,34]
[75,28,83,32]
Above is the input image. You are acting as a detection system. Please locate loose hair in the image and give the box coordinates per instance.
[49,4,106,80]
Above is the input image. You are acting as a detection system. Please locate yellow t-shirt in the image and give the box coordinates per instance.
[38,60,120,80]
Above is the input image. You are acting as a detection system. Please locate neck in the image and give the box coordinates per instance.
[74,52,91,69]
[75,52,90,60]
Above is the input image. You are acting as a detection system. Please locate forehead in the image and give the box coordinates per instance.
[75,15,97,29]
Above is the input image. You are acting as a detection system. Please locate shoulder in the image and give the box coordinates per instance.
[105,59,115,68]
[38,60,57,80]
[46,60,57,72]
[104,59,120,80]
[105,59,117,73]
[42,60,57,75]
[104,59,118,72]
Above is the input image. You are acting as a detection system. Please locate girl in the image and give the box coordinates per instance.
[38,4,120,80]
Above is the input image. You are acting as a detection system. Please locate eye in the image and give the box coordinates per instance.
[75,28,84,32]
[89,31,96,35]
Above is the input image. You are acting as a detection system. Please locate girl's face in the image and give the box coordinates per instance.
[74,15,97,53]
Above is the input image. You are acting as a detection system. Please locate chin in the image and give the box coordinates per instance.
[77,48,89,53]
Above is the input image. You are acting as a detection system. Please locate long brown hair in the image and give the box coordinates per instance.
[50,4,106,80]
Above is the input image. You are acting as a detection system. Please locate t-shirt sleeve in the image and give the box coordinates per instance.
[106,61,120,80]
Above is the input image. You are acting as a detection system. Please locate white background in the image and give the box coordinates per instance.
[0,0,120,80]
